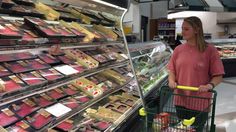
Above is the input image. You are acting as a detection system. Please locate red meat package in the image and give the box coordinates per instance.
[56,26,76,37]
[6,120,35,132]
[0,54,15,62]
[18,71,47,86]
[0,75,27,94]
[61,84,79,96]
[46,88,67,100]
[92,54,110,64]
[72,93,90,104]
[10,98,40,118]
[38,68,64,81]
[37,25,63,37]
[31,93,56,108]
[14,52,36,60]
[4,61,33,73]
[25,59,51,70]
[0,108,19,127]
[0,23,23,39]
[60,97,80,109]
[0,65,12,77]
[25,109,54,130]
[76,118,111,131]
[57,55,75,64]
[38,54,60,65]
[69,62,85,73]
[55,119,74,131]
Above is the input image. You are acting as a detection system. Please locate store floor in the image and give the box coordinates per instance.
[215,77,236,132]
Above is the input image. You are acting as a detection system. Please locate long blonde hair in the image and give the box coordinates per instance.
[184,16,207,52]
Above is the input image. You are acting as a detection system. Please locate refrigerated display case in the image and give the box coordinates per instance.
[207,38,236,77]
[128,41,172,98]
[0,0,143,132]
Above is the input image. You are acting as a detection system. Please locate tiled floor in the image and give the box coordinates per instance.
[215,78,236,132]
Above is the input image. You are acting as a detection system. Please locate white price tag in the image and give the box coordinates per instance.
[54,65,78,75]
[45,103,71,117]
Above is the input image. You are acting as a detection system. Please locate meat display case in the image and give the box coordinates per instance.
[0,0,143,132]
[128,41,172,100]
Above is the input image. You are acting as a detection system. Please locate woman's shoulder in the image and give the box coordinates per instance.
[206,43,217,51]
[174,43,187,51]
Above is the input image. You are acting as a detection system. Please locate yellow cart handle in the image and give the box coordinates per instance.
[176,85,199,91]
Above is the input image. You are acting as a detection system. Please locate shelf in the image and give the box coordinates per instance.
[0,41,124,54]
[158,28,175,30]
[0,60,129,107]
[47,77,135,131]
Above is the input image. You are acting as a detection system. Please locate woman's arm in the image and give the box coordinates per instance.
[168,71,177,89]
[199,75,223,92]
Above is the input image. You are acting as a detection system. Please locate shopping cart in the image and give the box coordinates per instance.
[140,85,217,132]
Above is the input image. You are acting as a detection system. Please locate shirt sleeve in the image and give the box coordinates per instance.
[167,49,177,74]
[209,46,225,77]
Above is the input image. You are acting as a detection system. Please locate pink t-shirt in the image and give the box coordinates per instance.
[167,43,224,111]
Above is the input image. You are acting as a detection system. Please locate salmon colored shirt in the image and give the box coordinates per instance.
[167,43,224,111]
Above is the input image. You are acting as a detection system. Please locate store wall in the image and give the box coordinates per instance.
[168,11,223,39]
[168,11,236,39]
[217,12,236,36]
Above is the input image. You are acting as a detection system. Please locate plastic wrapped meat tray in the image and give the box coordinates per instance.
[31,93,57,108]
[0,108,19,127]
[0,75,27,96]
[25,109,55,130]
[9,98,40,118]
[0,65,12,77]
[25,59,51,70]
[38,68,64,82]
[46,88,67,100]
[18,71,47,87]
[4,61,33,74]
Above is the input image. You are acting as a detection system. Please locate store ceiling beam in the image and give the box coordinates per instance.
[169,0,208,11]
[219,0,236,11]
[204,0,224,12]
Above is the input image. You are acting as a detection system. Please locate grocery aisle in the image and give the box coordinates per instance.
[215,78,236,132]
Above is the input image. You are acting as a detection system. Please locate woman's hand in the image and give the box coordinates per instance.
[199,84,213,92]
[168,80,177,89]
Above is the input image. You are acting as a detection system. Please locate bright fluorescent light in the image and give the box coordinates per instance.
[91,0,126,10]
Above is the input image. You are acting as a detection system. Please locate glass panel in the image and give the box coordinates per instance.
[128,41,173,96]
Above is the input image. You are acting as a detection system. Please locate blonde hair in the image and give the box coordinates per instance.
[184,16,207,52]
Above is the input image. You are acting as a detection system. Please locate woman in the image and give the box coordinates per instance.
[167,16,224,131]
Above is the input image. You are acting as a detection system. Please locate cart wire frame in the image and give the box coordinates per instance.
[143,86,217,132]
